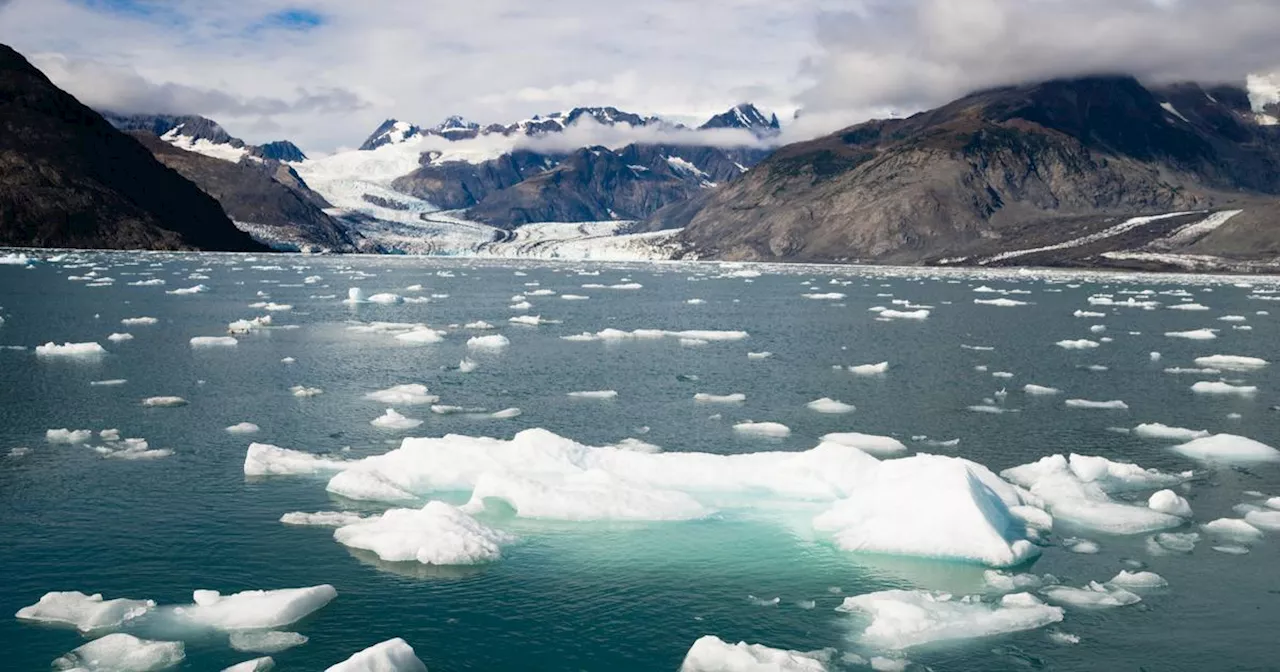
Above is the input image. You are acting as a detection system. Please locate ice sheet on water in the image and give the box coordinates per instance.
[91,379,128,386]
[191,336,237,347]
[679,635,832,671]
[1065,399,1127,409]
[837,590,1063,650]
[1001,454,1188,534]
[333,501,512,565]
[243,443,348,476]
[52,633,184,671]
[395,328,445,344]
[820,433,907,457]
[371,409,423,430]
[16,591,155,632]
[325,638,427,672]
[173,585,336,631]
[1171,434,1279,463]
[807,398,856,414]
[1134,423,1208,441]
[228,631,308,654]
[366,384,438,405]
[36,341,106,357]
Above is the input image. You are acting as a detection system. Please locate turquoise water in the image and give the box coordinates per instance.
[2,252,1279,671]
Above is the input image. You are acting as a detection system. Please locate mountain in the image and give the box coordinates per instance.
[103,112,308,161]
[358,106,681,151]
[659,76,1280,269]
[698,103,780,137]
[127,131,363,252]
[0,44,264,252]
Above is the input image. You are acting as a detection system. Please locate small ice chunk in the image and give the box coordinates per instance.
[568,390,618,399]
[326,638,427,672]
[343,288,366,303]
[371,409,423,430]
[47,428,92,444]
[142,396,188,407]
[52,633,183,671]
[107,332,133,342]
[1165,329,1217,340]
[1172,434,1279,463]
[807,398,856,414]
[166,284,208,295]
[1148,489,1192,517]
[280,357,295,364]
[467,334,510,350]
[366,384,438,405]
[190,336,238,347]
[694,393,746,403]
[849,361,889,376]
[226,423,260,434]
[1148,532,1200,554]
[679,635,831,671]
[121,317,158,326]
[334,501,512,565]
[1064,538,1100,554]
[1134,423,1209,441]
[1056,339,1099,350]
[179,585,337,631]
[465,320,495,330]
[1041,582,1141,609]
[16,591,155,632]
[290,385,323,397]
[1107,570,1167,590]
[458,358,477,373]
[733,422,791,437]
[1024,385,1060,396]
[36,341,106,357]
[228,631,307,654]
[1065,399,1128,410]
[747,351,772,359]
[837,590,1063,650]
[820,433,907,457]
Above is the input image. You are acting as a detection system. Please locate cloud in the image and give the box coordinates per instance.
[799,0,1280,118]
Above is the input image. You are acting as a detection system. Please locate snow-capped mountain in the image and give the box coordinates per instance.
[698,103,780,137]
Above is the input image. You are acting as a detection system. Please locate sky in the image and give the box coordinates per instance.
[2,0,1278,153]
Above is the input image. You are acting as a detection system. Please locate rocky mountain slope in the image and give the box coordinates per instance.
[660,76,1280,270]
[0,44,264,252]
[127,131,363,252]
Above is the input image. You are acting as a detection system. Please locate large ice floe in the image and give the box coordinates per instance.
[333,501,513,565]
[249,428,1048,567]
[16,591,155,632]
[837,590,1064,650]
[326,638,427,672]
[680,635,833,671]
[1171,434,1280,464]
[36,341,106,357]
[52,633,184,671]
[170,585,336,631]
[1000,454,1190,534]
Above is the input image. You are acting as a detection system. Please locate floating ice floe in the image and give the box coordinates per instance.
[342,288,366,304]
[467,334,510,350]
[877,309,929,320]
[280,511,367,527]
[820,433,907,457]
[1168,303,1210,311]
[1064,399,1128,410]
[395,328,446,344]
[694,393,746,403]
[562,328,749,342]
[1202,518,1264,542]
[568,390,618,399]
[51,633,184,672]
[1190,381,1258,396]
[226,423,260,434]
[249,302,292,311]
[107,333,133,343]
[290,385,323,397]
[1148,490,1193,517]
[47,428,92,444]
[837,590,1063,650]
[849,361,889,376]
[366,384,438,405]
[36,341,106,357]
[1001,454,1189,534]
[334,501,513,565]
[1074,310,1106,318]
[490,408,521,419]
[191,336,238,347]
[1041,582,1141,609]
[561,294,589,300]
[747,351,772,359]
[803,292,845,300]
[733,422,792,437]
[1133,423,1208,441]
[1193,355,1268,371]
[458,358,477,373]
[228,631,307,654]
[326,638,427,672]
[1024,385,1060,396]
[229,316,272,333]
[171,585,336,632]
[679,635,832,672]
[16,591,155,632]
[121,317,158,326]
[243,444,349,476]
[95,438,172,460]
[1064,538,1100,554]
[223,656,275,671]
[367,293,403,305]
[807,398,856,414]
[1165,329,1217,340]
[1148,531,1200,554]
[166,285,209,295]
[974,298,1027,307]
[1243,510,1280,531]
[142,396,188,408]
[1108,570,1168,589]
[371,409,423,430]
[1055,339,1099,350]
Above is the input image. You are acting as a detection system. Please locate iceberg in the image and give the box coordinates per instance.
[107,333,133,342]
[819,433,907,457]
[879,309,929,320]
[326,638,427,672]
[837,590,1063,650]
[367,293,404,304]
[280,511,367,527]
[166,284,208,295]
[52,633,184,672]
[1055,339,1099,350]
[290,385,323,397]
[371,409,423,430]
[16,591,155,632]
[680,635,832,671]
[974,298,1027,307]
[394,328,445,344]
[1244,510,1280,531]
[174,585,336,631]
[1202,518,1264,542]
[366,384,438,405]
[806,398,856,414]
[36,341,106,357]
[1171,434,1279,463]
[334,501,512,565]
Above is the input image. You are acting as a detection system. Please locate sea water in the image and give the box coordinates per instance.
[1,251,1278,670]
